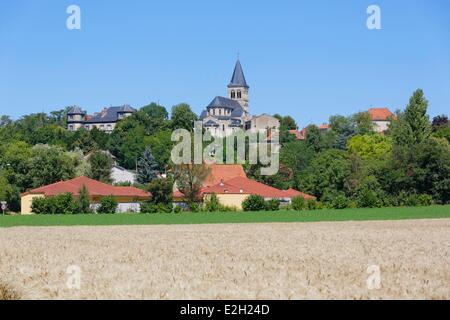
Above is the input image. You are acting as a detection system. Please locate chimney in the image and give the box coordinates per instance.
[219,179,224,187]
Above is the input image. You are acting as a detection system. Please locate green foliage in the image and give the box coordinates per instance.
[328,193,350,210]
[171,103,198,131]
[78,185,91,213]
[204,193,221,212]
[146,178,173,205]
[140,202,172,214]
[242,195,266,212]
[306,199,322,210]
[97,195,118,214]
[347,134,392,159]
[291,196,306,211]
[137,147,160,184]
[87,150,112,182]
[265,199,280,211]
[28,145,75,188]
[31,193,79,214]
[298,149,351,199]
[354,176,384,208]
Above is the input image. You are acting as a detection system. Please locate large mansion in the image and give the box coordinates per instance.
[67,105,136,133]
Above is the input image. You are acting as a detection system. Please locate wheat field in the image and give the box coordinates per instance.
[0,219,449,300]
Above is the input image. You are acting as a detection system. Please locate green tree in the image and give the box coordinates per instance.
[146,178,173,205]
[171,103,198,131]
[88,150,112,182]
[242,195,266,211]
[27,145,76,188]
[137,147,160,184]
[78,185,91,213]
[347,134,392,159]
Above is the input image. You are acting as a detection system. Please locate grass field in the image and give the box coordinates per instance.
[1,205,450,227]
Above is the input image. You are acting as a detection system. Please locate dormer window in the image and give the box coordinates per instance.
[231,90,236,99]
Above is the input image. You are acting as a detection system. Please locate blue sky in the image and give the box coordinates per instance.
[1,0,449,127]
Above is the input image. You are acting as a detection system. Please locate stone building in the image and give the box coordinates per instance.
[67,105,135,133]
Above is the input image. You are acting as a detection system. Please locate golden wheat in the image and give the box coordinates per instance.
[0,219,449,299]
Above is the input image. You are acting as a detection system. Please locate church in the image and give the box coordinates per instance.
[199,59,278,137]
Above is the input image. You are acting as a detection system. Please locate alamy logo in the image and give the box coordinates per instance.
[367,5,382,30]
[171,121,280,176]
[66,265,82,289]
[66,5,81,30]
[366,265,382,290]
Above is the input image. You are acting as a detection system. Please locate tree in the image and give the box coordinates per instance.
[146,178,173,205]
[137,147,159,184]
[347,134,392,159]
[88,150,112,182]
[297,149,351,199]
[27,145,75,188]
[171,103,198,131]
[280,116,297,130]
[78,185,91,213]
[432,114,448,131]
[174,164,210,209]
[97,195,118,214]
[391,89,431,146]
[0,115,12,127]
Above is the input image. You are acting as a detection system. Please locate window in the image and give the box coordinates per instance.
[237,91,242,99]
[231,90,236,99]
[219,109,222,116]
[68,115,74,120]
[100,125,105,130]
[85,125,90,130]
[69,125,74,131]
[107,124,112,131]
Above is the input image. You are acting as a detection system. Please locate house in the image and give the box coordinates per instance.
[173,164,314,210]
[20,176,150,214]
[111,165,137,184]
[245,114,280,131]
[67,105,136,133]
[368,108,394,133]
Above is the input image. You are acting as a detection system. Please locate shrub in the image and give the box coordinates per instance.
[265,199,280,211]
[146,178,173,205]
[306,199,320,210]
[31,193,79,214]
[97,195,118,214]
[204,193,221,212]
[417,194,433,206]
[291,196,306,211]
[329,194,350,209]
[78,185,91,214]
[141,202,172,214]
[173,205,183,214]
[242,195,266,212]
[189,203,201,212]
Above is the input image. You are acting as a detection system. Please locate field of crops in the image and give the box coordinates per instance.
[0,219,449,300]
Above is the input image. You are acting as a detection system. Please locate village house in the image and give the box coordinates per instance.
[368,107,395,133]
[173,164,314,210]
[20,176,150,214]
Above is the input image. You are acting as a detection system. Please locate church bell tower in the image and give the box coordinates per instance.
[227,59,249,117]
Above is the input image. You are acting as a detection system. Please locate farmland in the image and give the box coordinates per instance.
[0,218,449,300]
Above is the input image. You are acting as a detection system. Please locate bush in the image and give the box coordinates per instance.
[189,203,201,212]
[78,185,91,213]
[204,193,221,212]
[146,178,173,205]
[173,205,183,214]
[306,199,321,210]
[291,196,306,211]
[31,193,79,214]
[97,195,118,214]
[141,202,172,214]
[265,199,280,211]
[242,195,266,212]
[417,194,433,206]
[329,194,350,209]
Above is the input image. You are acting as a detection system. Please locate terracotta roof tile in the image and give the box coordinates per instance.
[368,108,394,121]
[24,176,150,198]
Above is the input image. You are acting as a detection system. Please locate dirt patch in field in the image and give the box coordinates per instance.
[0,219,449,299]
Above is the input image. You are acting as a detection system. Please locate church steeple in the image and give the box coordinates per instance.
[228,59,249,89]
[227,59,249,117]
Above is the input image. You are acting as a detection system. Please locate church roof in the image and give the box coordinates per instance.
[207,96,242,109]
[228,59,249,88]
[86,105,135,124]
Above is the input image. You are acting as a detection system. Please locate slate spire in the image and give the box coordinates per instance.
[228,59,249,88]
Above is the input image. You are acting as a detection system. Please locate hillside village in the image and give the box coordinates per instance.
[0,60,449,214]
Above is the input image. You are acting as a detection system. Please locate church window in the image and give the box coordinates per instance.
[237,90,242,99]
[231,91,236,99]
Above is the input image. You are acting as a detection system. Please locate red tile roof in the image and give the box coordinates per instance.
[288,129,306,140]
[202,177,315,200]
[204,164,247,187]
[368,108,394,121]
[23,176,150,198]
